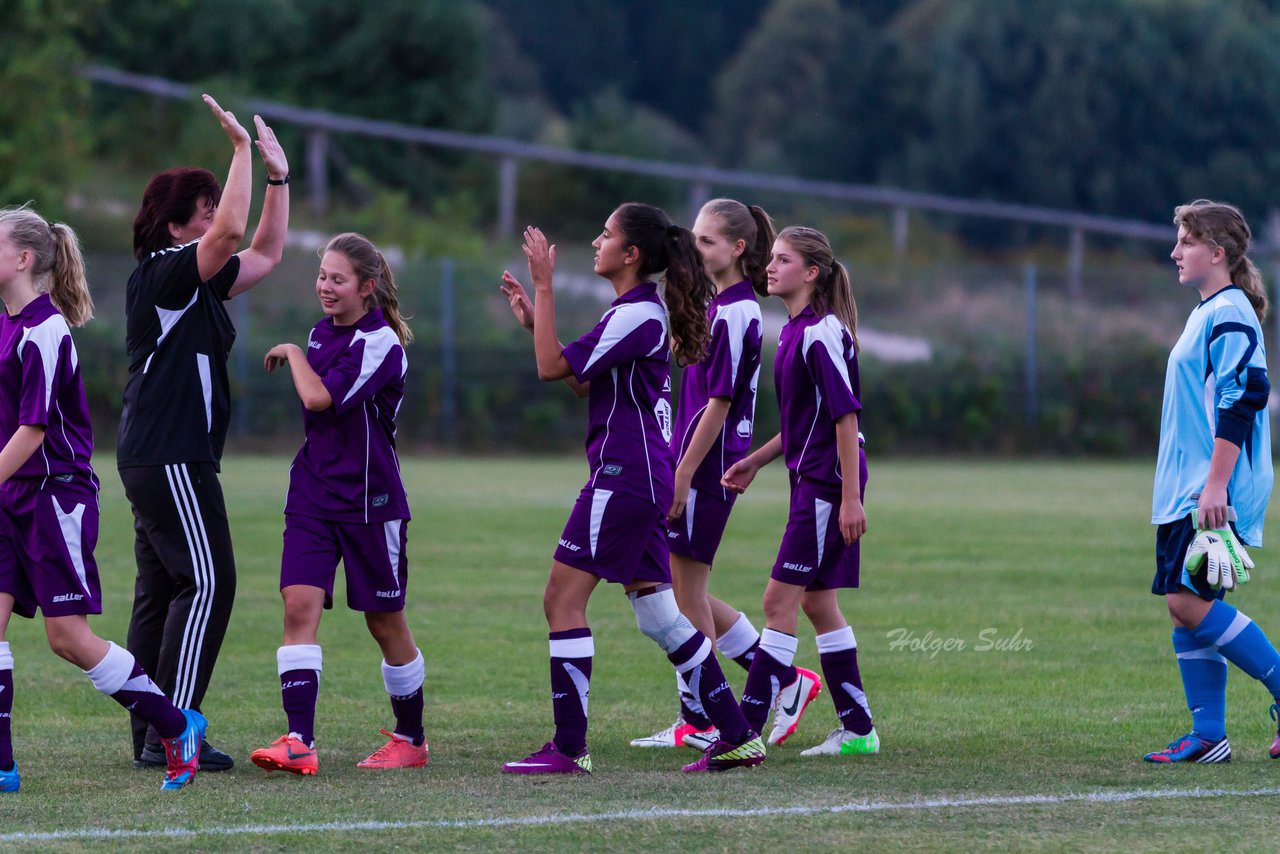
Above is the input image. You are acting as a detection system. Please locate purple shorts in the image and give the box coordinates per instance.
[0,481,102,619]
[667,486,737,565]
[281,514,409,612]
[554,487,671,585]
[771,452,868,591]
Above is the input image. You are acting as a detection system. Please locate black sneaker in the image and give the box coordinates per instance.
[135,738,235,772]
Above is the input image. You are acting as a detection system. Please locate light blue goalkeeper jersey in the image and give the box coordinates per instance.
[1153,285,1272,546]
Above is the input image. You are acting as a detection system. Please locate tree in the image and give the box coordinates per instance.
[0,0,101,214]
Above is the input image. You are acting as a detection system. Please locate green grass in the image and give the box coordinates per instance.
[3,457,1280,851]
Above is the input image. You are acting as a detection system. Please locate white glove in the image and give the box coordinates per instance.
[1185,508,1253,590]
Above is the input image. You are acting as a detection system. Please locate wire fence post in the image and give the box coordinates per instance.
[439,257,458,446]
[1024,263,1038,427]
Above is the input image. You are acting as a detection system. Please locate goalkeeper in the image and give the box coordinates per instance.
[1145,200,1280,764]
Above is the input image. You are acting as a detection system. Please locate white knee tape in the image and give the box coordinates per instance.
[631,588,697,654]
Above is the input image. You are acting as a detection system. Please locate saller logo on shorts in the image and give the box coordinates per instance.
[52,593,84,603]
[375,590,399,598]
[372,494,389,508]
[782,562,813,573]
[558,538,582,552]
[602,464,623,476]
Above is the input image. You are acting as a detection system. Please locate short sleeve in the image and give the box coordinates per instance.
[17,320,70,428]
[137,242,241,308]
[562,304,666,383]
[804,319,861,422]
[318,327,406,414]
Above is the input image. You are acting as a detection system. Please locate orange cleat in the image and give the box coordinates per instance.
[250,735,318,776]
[357,729,429,769]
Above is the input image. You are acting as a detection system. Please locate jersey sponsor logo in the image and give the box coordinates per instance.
[602,464,623,477]
[558,538,582,552]
[375,590,400,599]
[655,399,673,443]
[51,593,85,603]
[308,339,322,349]
[372,494,389,508]
[781,561,813,573]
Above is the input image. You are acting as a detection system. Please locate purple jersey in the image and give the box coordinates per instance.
[671,280,762,496]
[562,281,674,508]
[0,294,97,497]
[774,306,861,486]
[284,308,409,524]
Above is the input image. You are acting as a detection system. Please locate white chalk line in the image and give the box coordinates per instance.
[4,785,1280,843]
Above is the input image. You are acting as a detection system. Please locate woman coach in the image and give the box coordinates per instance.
[119,95,289,771]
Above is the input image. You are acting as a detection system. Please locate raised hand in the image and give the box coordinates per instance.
[500,272,535,331]
[521,226,556,290]
[202,93,250,148]
[253,115,289,181]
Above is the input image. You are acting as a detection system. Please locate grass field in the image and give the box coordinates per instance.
[3,456,1280,851]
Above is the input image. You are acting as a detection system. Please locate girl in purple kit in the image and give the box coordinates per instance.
[722,226,879,757]
[499,203,766,773]
[632,199,785,751]
[249,232,427,776]
[0,206,207,793]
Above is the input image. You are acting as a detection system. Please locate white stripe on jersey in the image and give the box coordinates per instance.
[801,315,855,398]
[342,327,405,405]
[17,313,72,411]
[196,353,212,432]
[154,290,199,352]
[582,302,667,376]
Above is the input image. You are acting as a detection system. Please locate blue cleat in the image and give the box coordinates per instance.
[160,710,208,791]
[0,761,18,793]
[1143,732,1230,763]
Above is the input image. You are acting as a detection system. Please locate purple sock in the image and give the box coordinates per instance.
[816,627,873,735]
[670,633,751,744]
[0,643,12,771]
[277,645,322,745]
[382,652,425,746]
[741,648,796,734]
[281,670,320,745]
[820,649,873,734]
[733,643,758,672]
[678,671,712,729]
[84,644,185,740]
[549,628,593,755]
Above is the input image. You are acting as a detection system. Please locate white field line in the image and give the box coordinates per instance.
[4,785,1280,843]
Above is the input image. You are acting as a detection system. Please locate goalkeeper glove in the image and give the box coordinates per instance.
[1184,508,1253,590]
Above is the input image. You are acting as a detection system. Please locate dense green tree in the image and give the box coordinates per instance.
[894,0,1280,221]
[0,0,101,213]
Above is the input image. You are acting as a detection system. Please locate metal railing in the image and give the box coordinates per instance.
[80,63,1194,297]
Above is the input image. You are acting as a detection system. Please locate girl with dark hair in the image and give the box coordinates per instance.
[119,94,290,772]
[0,206,206,793]
[632,199,797,751]
[722,225,879,757]
[498,204,765,774]
[249,232,426,775]
[1143,199,1280,764]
